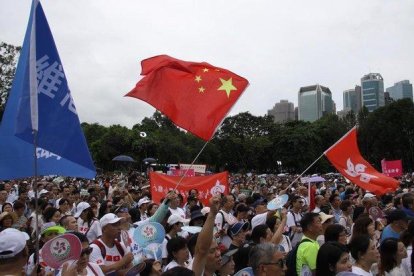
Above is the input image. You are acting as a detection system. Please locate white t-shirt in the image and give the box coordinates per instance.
[352,266,373,276]
[163,260,190,272]
[57,261,105,276]
[215,210,237,248]
[169,207,186,219]
[77,218,102,243]
[286,211,303,246]
[89,239,130,269]
[402,245,412,276]
[26,251,55,275]
[162,234,173,259]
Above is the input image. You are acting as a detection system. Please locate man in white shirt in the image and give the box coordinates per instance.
[312,195,325,213]
[89,213,133,275]
[169,196,186,219]
[215,195,237,248]
[287,195,304,247]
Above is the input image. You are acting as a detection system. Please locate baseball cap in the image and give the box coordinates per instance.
[167,214,190,225]
[40,222,66,237]
[138,197,151,207]
[363,193,376,199]
[100,213,124,228]
[229,221,249,237]
[74,202,91,217]
[0,228,29,259]
[189,210,205,225]
[39,189,50,196]
[319,212,334,224]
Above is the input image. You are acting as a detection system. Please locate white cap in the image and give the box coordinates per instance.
[138,197,151,207]
[74,202,91,217]
[0,228,29,259]
[39,189,49,196]
[251,212,267,230]
[100,213,124,228]
[319,212,334,224]
[167,214,190,225]
[363,193,376,199]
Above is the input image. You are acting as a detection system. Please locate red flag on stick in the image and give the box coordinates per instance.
[149,171,229,205]
[324,127,399,195]
[126,55,249,141]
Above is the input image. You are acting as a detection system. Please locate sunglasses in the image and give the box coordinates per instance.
[81,247,93,256]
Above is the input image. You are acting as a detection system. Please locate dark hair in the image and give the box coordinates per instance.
[339,200,352,212]
[290,195,301,205]
[325,224,346,243]
[349,234,371,261]
[251,224,270,244]
[83,207,96,226]
[43,207,60,223]
[1,202,12,212]
[98,200,111,219]
[379,238,398,274]
[146,203,158,216]
[400,220,414,247]
[166,236,187,263]
[187,233,198,257]
[129,208,140,223]
[329,194,340,204]
[266,216,277,232]
[316,242,349,276]
[161,266,195,276]
[58,198,70,206]
[402,193,413,209]
[12,200,25,211]
[300,212,320,232]
[70,231,89,243]
[352,215,373,239]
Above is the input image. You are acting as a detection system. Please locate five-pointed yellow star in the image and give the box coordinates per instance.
[195,75,202,83]
[218,78,237,98]
[202,68,209,73]
[198,86,205,93]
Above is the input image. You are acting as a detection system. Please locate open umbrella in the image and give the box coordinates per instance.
[112,155,136,162]
[143,157,156,164]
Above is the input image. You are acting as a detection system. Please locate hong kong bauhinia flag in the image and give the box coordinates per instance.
[126,55,249,141]
[324,126,399,195]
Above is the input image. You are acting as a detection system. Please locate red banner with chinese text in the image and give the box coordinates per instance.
[381,159,403,177]
[149,171,229,205]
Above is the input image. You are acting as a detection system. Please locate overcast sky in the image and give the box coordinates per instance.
[1,0,413,128]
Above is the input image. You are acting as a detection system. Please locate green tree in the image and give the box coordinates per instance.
[0,42,21,121]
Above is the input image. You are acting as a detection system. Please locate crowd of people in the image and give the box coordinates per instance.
[1,172,414,276]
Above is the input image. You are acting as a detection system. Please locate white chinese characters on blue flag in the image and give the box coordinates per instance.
[0,0,95,180]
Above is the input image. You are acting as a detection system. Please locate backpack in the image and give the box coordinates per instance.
[92,239,125,260]
[285,238,311,276]
[287,211,302,240]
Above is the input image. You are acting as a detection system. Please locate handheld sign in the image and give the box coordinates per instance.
[41,233,82,269]
[133,222,165,260]
[267,194,289,211]
[234,267,254,276]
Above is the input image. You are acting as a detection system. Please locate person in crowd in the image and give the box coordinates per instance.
[11,200,28,231]
[349,234,379,276]
[329,194,342,223]
[189,209,206,227]
[400,220,414,275]
[234,203,250,223]
[0,228,30,275]
[265,209,291,253]
[351,215,376,241]
[401,193,414,220]
[379,237,407,276]
[228,221,250,250]
[249,243,286,276]
[59,215,78,231]
[2,202,13,213]
[59,232,105,276]
[0,190,8,213]
[287,195,304,247]
[317,212,334,246]
[89,213,133,274]
[0,211,14,231]
[58,198,72,216]
[162,214,189,262]
[138,196,151,221]
[147,202,159,217]
[296,212,323,275]
[215,194,237,248]
[324,224,347,245]
[380,209,408,242]
[75,202,102,243]
[43,207,61,223]
[219,247,237,276]
[313,195,325,213]
[316,241,352,276]
[164,236,190,271]
[98,200,113,219]
[338,199,353,236]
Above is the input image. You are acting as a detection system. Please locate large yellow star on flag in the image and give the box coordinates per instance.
[218,78,237,98]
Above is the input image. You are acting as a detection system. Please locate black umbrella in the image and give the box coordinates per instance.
[112,155,136,162]
[143,157,156,164]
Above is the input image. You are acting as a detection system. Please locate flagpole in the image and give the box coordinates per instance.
[173,140,210,190]
[286,153,325,189]
[33,130,40,266]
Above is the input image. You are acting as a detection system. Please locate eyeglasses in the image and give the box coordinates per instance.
[81,247,93,256]
[262,258,286,269]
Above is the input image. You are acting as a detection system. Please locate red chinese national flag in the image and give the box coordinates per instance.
[324,127,399,195]
[149,171,229,205]
[126,55,249,141]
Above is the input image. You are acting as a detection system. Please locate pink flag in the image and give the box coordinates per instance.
[381,159,403,177]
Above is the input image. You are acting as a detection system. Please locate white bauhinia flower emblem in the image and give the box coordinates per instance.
[210,180,226,196]
[344,158,378,183]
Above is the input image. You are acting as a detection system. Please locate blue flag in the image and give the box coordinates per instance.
[0,0,96,180]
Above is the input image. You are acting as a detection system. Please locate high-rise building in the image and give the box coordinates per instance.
[267,100,295,123]
[361,73,385,112]
[386,80,413,101]
[343,85,362,114]
[298,84,334,122]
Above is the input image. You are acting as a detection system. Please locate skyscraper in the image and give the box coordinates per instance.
[361,73,385,112]
[386,80,413,101]
[267,100,295,123]
[298,84,334,122]
[343,85,362,114]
